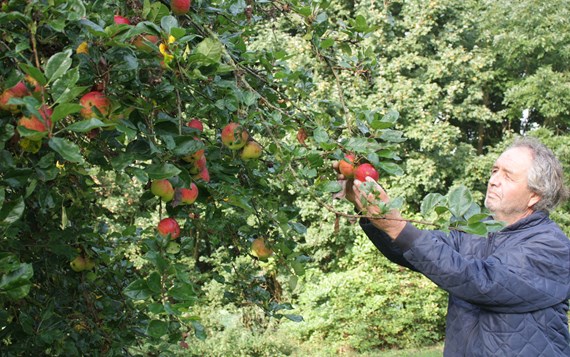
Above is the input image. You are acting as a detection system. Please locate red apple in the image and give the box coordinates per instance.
[221,122,248,150]
[114,15,130,25]
[240,141,262,160]
[80,91,110,119]
[354,163,379,182]
[186,118,203,132]
[193,167,210,182]
[151,179,175,202]
[0,90,18,112]
[157,217,181,240]
[133,34,159,53]
[338,154,356,178]
[251,238,273,260]
[10,81,29,97]
[177,183,199,205]
[171,0,191,15]
[296,128,308,146]
[18,105,53,137]
[188,154,207,174]
[0,80,30,113]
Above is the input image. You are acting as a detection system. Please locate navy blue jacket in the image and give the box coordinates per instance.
[361,210,570,356]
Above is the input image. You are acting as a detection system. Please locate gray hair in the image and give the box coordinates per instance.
[508,137,569,212]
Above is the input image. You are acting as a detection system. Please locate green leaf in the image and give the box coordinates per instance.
[172,137,204,156]
[0,11,32,25]
[160,15,178,33]
[484,220,506,233]
[225,195,254,212]
[0,196,25,225]
[192,321,207,340]
[379,129,406,143]
[370,109,399,130]
[195,38,223,63]
[463,202,482,220]
[18,63,47,86]
[352,15,370,32]
[45,50,72,83]
[146,320,168,338]
[312,127,329,144]
[19,312,34,335]
[148,303,164,314]
[344,137,373,153]
[283,314,304,322]
[0,263,33,300]
[48,138,84,164]
[291,260,305,276]
[322,181,342,193]
[320,38,334,49]
[65,118,111,133]
[467,213,489,224]
[296,6,312,17]
[460,222,487,236]
[52,103,84,123]
[0,253,19,273]
[146,272,162,293]
[145,163,181,179]
[65,0,86,20]
[51,68,83,104]
[447,186,473,218]
[1,124,15,149]
[79,19,107,37]
[168,283,197,302]
[378,162,404,176]
[123,279,153,300]
[289,222,307,234]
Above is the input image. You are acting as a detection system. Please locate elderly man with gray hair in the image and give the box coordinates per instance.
[337,136,570,356]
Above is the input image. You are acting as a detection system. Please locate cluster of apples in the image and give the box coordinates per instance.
[183,118,210,182]
[338,153,380,182]
[150,121,264,242]
[150,176,199,239]
[221,122,263,160]
[0,77,111,145]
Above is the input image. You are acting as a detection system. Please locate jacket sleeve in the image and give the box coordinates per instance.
[360,218,459,272]
[395,224,570,313]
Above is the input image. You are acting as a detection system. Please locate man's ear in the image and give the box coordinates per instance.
[528,192,541,209]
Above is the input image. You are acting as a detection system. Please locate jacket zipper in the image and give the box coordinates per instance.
[485,232,496,258]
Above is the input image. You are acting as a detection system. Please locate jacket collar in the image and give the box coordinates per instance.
[499,210,549,233]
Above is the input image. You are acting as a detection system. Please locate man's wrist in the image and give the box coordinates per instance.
[370,218,406,240]
[392,223,422,251]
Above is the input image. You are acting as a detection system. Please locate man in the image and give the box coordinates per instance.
[337,137,570,356]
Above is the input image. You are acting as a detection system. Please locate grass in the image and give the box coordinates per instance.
[368,344,444,356]
[285,342,444,357]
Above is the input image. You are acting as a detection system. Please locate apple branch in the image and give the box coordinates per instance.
[175,88,183,135]
[318,52,351,133]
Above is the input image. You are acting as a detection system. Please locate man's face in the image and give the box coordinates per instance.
[484,147,540,225]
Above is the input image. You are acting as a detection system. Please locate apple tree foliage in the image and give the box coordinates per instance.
[1,0,568,354]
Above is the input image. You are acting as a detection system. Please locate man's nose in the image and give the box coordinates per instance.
[488,173,500,186]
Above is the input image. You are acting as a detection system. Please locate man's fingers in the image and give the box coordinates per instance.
[364,177,390,202]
